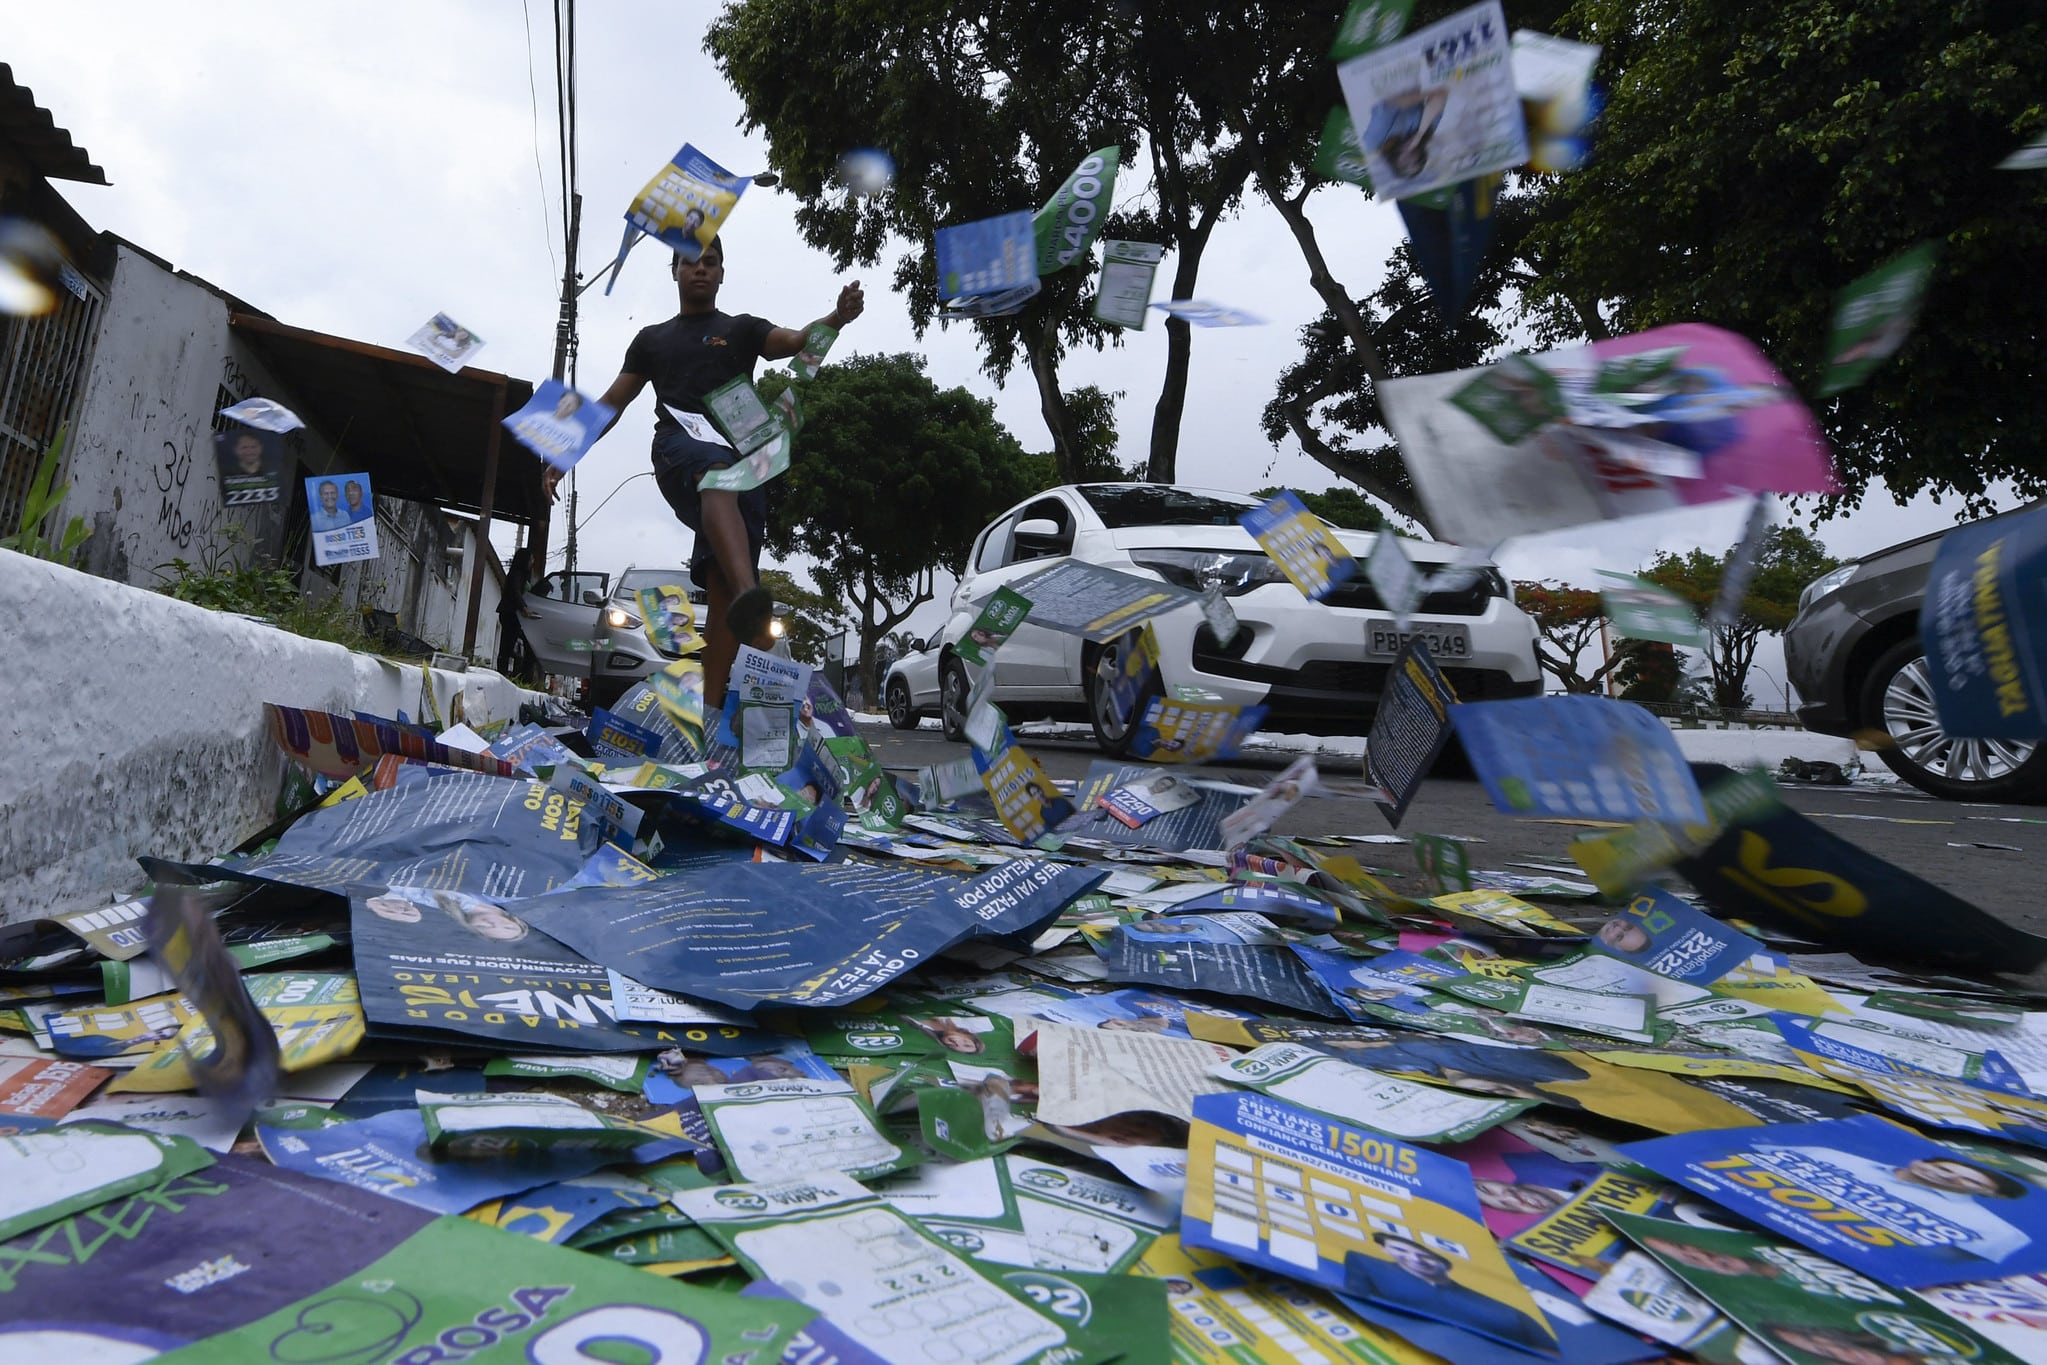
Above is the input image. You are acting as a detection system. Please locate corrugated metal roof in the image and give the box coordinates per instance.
[0,64,107,185]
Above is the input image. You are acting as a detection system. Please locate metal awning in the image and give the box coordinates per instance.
[0,65,107,185]
[228,312,542,526]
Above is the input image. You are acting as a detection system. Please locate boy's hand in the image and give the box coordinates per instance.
[832,281,865,327]
[542,465,563,502]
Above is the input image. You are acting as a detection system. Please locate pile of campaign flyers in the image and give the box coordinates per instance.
[9,628,2047,1361]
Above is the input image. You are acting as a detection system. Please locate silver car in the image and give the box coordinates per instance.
[1784,505,2046,802]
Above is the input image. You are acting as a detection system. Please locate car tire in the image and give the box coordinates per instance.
[1858,638,2047,803]
[886,677,918,730]
[1087,633,1160,757]
[939,657,971,743]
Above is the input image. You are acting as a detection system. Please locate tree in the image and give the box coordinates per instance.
[1641,523,1839,709]
[1614,639,1684,704]
[1252,484,1385,531]
[1512,580,1626,693]
[1522,0,2047,514]
[761,353,1036,701]
[758,567,846,670]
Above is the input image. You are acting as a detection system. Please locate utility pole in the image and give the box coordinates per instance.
[525,194,580,585]
[556,192,582,584]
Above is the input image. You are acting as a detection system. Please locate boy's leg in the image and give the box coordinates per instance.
[701,558,737,713]
[700,487,775,650]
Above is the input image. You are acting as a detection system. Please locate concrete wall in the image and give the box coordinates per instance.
[58,243,493,654]
[0,546,541,925]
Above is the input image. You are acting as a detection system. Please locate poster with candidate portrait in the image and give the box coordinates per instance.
[1621,1114,2047,1289]
[503,378,615,472]
[303,472,379,566]
[213,426,282,509]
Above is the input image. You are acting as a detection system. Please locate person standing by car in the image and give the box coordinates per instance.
[543,236,862,709]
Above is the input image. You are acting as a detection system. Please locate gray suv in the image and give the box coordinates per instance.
[1784,504,2045,802]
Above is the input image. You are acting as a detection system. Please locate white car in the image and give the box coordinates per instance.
[931,483,1542,752]
[883,640,943,729]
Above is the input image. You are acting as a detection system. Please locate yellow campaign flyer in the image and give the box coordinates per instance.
[1182,1090,1555,1354]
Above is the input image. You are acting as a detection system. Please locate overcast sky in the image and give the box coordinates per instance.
[10,2,2000,676]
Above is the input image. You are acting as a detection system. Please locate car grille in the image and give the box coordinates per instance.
[1319,576,1496,616]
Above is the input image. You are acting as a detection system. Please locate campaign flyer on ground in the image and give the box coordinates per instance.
[225,770,585,899]
[303,472,380,566]
[1378,323,1838,549]
[1366,639,1456,827]
[1609,1209,2028,1365]
[0,1153,437,1357]
[1181,1091,1556,1353]
[1454,694,1708,825]
[1621,1113,2047,1288]
[150,1209,815,1363]
[515,858,1105,1010]
[1213,1041,1531,1142]
[1588,886,1760,984]
[351,885,716,1053]
[1005,559,1199,641]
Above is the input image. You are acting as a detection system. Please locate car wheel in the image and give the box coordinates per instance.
[939,657,971,743]
[1087,634,1159,756]
[1859,638,2047,802]
[886,677,918,730]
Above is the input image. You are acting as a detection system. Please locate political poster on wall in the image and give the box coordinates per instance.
[303,472,379,566]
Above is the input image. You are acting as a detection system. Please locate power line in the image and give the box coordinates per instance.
[519,0,559,280]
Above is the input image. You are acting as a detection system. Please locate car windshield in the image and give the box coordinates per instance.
[614,569,693,600]
[1076,484,1259,528]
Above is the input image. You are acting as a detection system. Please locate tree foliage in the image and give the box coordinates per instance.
[1252,484,1385,531]
[706,0,1265,485]
[1641,522,1839,709]
[1528,0,2047,514]
[1512,580,1626,693]
[761,353,1036,699]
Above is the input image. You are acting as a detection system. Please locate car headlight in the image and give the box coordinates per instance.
[1798,564,1858,612]
[1127,550,1289,596]
[604,606,640,630]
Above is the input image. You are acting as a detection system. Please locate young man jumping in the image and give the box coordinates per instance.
[543,236,862,707]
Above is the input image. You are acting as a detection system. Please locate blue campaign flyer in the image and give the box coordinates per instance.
[1620,1113,2047,1289]
[1291,946,1459,1019]
[257,1108,624,1216]
[1452,695,1708,825]
[587,707,665,764]
[1182,1091,1556,1353]
[1129,698,1268,763]
[1771,1013,2032,1098]
[503,378,616,473]
[1339,1253,1664,1365]
[1920,504,2047,741]
[1589,885,1760,984]
[935,209,1037,300]
[1171,881,1339,933]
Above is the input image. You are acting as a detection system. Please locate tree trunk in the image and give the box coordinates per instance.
[848,564,937,706]
[1026,319,1083,486]
[1260,171,1389,385]
[1146,266,1197,483]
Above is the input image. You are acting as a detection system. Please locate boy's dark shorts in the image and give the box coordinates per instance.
[652,428,767,587]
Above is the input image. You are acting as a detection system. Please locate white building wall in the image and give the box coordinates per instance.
[65,243,336,588]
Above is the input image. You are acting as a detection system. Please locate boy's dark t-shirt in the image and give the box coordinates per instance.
[623,309,775,437]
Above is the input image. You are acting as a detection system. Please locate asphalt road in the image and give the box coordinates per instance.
[855,718,2047,942]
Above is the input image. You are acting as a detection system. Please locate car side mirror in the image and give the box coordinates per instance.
[581,590,604,606]
[1016,517,1060,539]
[911,637,927,653]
